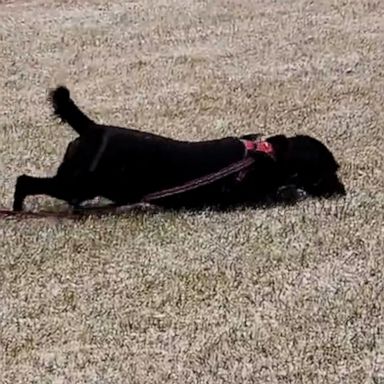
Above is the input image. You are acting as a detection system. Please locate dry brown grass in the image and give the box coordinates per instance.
[1,0,384,383]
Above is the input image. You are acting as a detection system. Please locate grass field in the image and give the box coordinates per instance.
[1,0,383,383]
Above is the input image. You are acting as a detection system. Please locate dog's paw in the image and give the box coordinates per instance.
[276,185,307,204]
[12,175,28,211]
[12,202,23,212]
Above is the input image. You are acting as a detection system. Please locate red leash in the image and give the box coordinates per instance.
[0,157,255,220]
[0,140,274,220]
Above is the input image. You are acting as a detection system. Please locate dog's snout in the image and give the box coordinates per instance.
[322,175,346,197]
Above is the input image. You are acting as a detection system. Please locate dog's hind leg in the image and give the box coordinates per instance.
[13,174,90,211]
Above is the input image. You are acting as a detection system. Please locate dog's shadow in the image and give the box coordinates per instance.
[66,198,302,218]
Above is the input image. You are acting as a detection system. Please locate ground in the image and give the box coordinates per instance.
[0,0,383,383]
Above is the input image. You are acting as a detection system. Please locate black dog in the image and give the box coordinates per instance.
[13,86,345,212]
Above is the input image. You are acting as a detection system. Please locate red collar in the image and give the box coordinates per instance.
[242,139,275,159]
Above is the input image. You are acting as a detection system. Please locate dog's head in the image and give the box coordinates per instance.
[266,134,346,198]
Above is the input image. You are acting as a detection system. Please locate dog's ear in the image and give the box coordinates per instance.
[266,135,289,157]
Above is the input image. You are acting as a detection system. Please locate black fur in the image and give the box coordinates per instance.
[13,86,345,212]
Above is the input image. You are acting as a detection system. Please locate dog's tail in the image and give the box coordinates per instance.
[49,86,95,135]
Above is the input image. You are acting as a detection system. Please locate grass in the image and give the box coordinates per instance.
[0,0,383,383]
